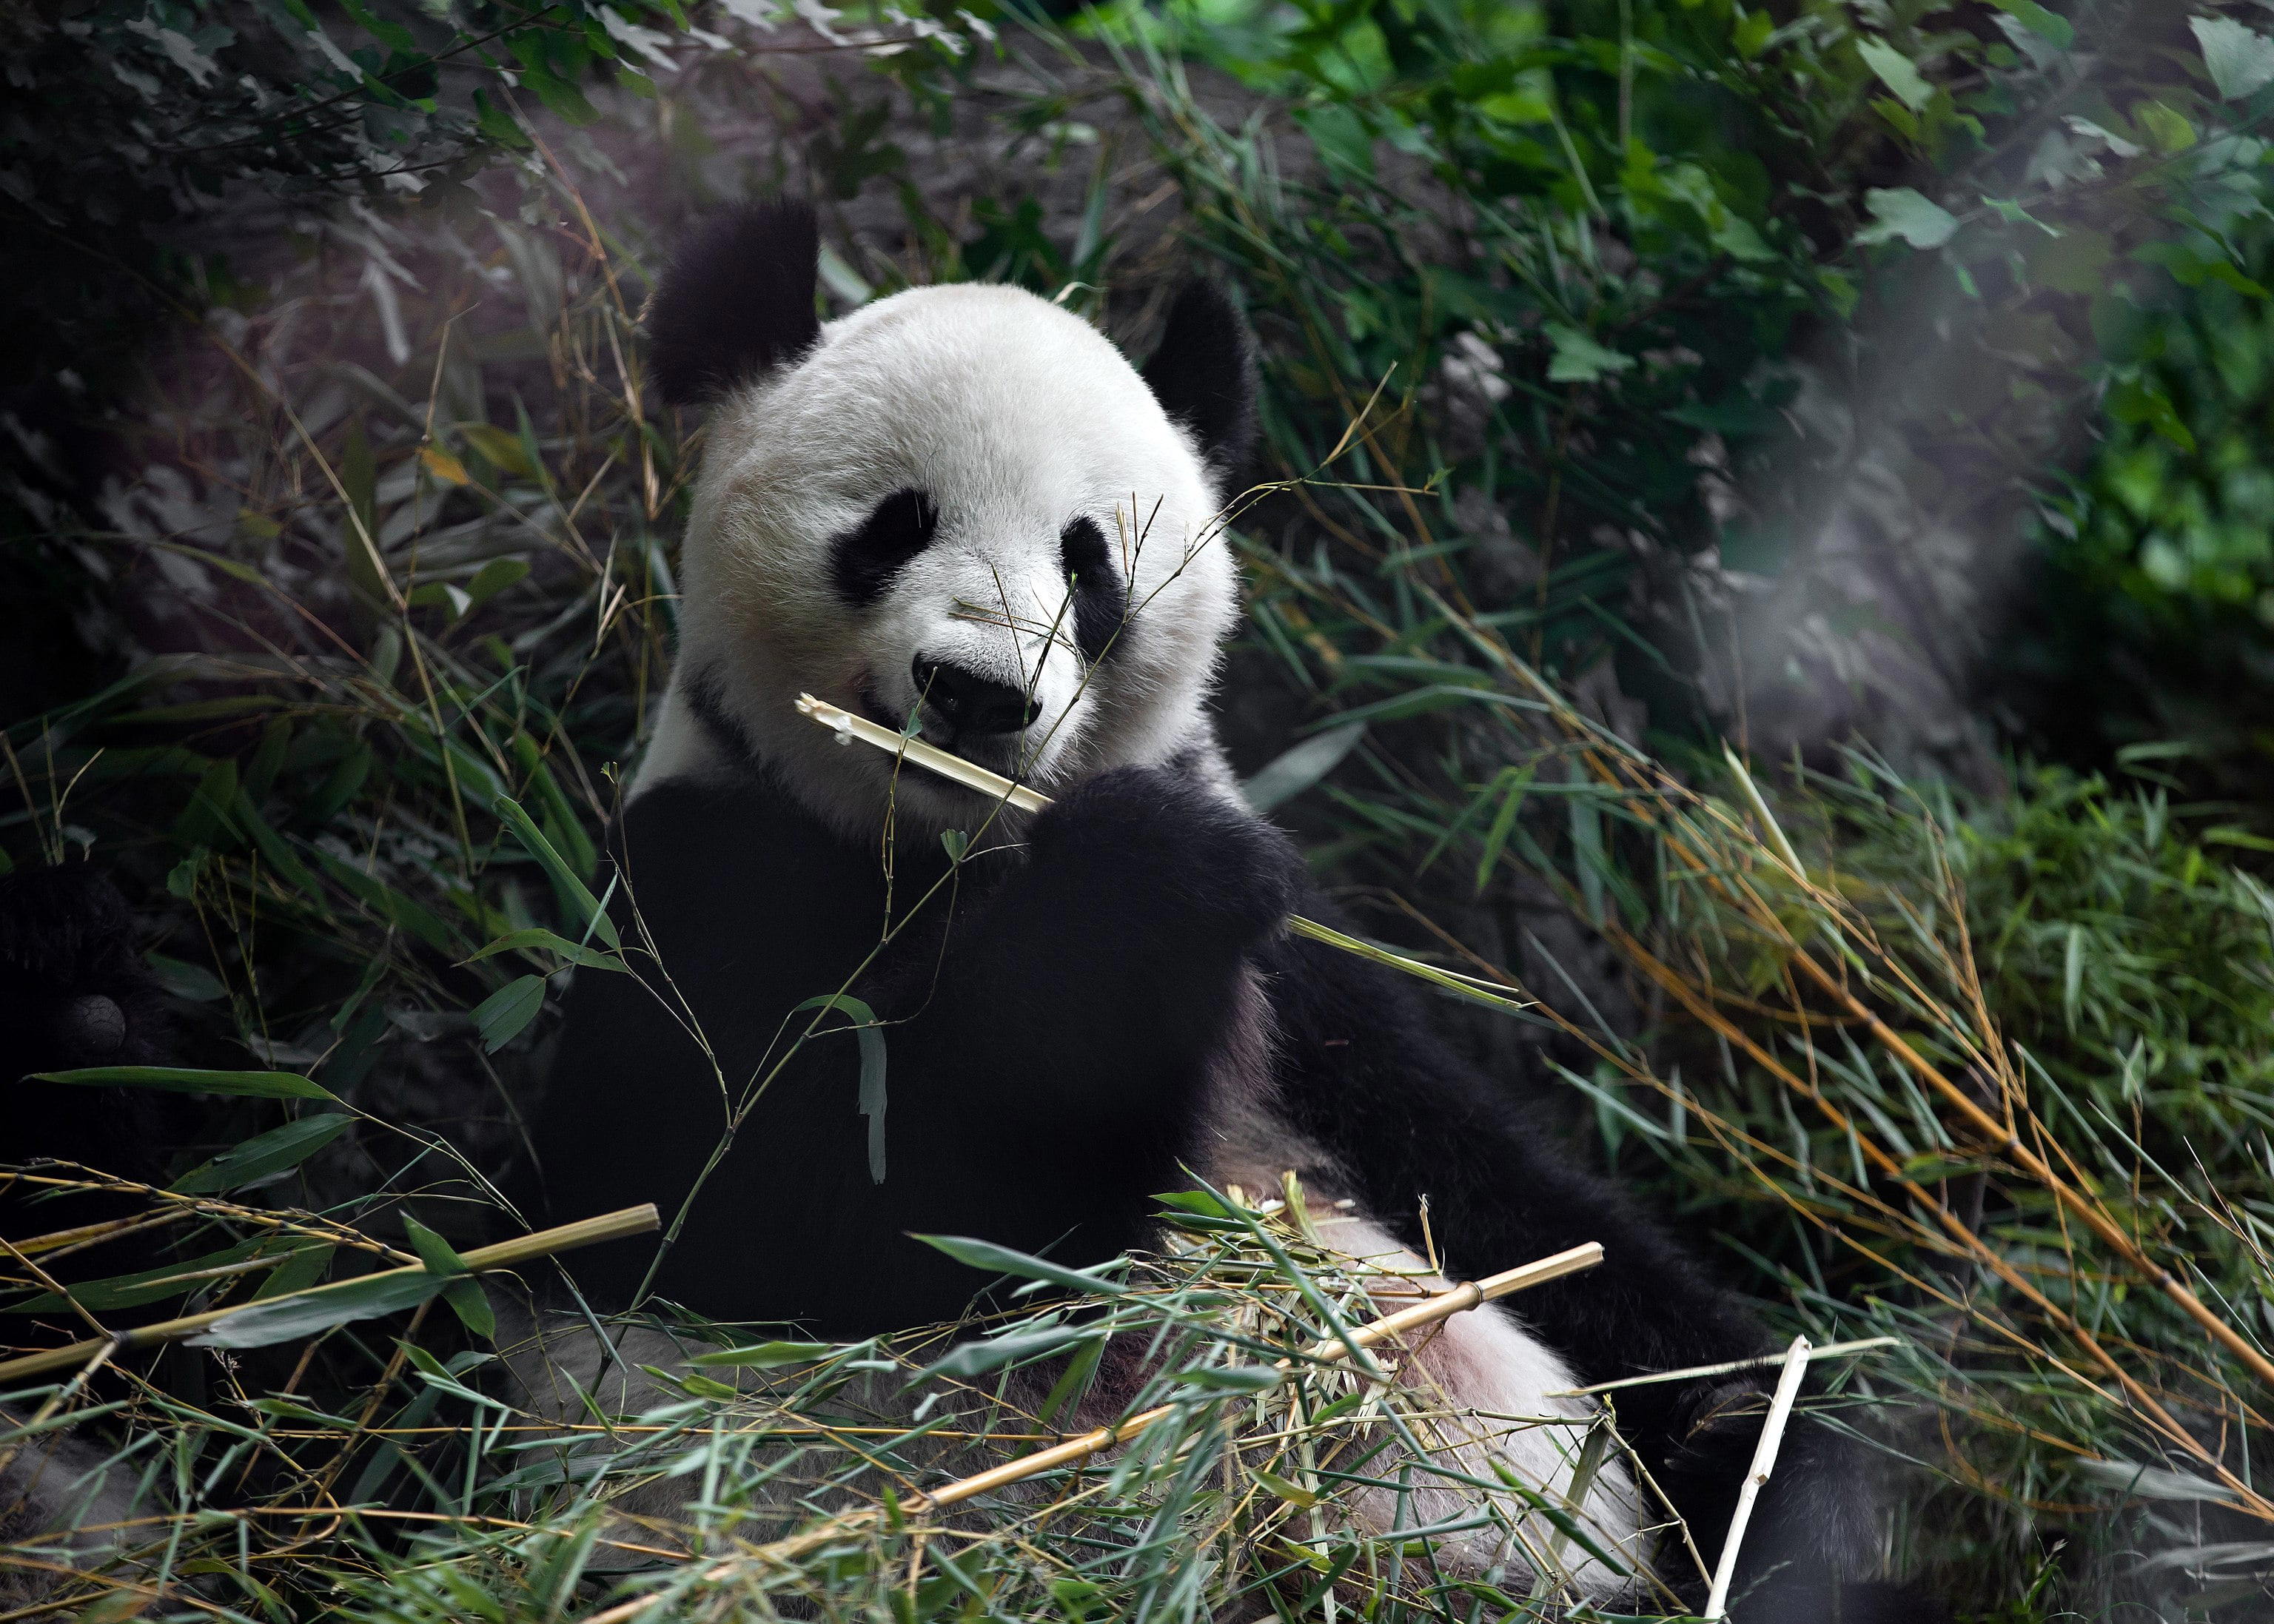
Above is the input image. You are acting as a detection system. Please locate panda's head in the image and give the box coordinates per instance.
[645,201,1258,836]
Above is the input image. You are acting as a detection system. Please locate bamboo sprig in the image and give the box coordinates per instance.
[577,1240,1606,1624]
[794,694,1540,1015]
[1403,590,2274,1400]
[0,1204,660,1385]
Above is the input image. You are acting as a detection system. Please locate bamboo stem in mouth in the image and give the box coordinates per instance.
[577,1241,1606,1623]
[0,1205,660,1386]
[794,694,1540,1016]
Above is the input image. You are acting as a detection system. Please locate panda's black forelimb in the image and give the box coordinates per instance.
[1,864,180,1204]
[527,762,1300,1336]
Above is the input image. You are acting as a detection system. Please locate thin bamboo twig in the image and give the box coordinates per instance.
[576,1241,1606,1624]
[0,1204,658,1385]
[794,694,1540,1014]
[1703,1335,1811,1620]
[1556,1336,1899,1397]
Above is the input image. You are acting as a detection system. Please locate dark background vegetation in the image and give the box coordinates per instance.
[7,0,2274,1617]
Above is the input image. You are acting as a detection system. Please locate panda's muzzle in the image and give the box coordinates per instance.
[911,655,1041,739]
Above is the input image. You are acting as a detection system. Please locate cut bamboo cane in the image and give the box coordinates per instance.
[1703,1334,1811,1620]
[577,1240,1606,1624]
[795,694,1540,1016]
[0,1204,659,1386]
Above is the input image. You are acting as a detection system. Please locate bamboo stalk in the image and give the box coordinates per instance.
[1703,1335,1811,1620]
[577,1241,1605,1624]
[794,694,1541,1015]
[0,1204,659,1386]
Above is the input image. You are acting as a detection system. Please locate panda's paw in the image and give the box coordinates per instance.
[1029,765,1302,942]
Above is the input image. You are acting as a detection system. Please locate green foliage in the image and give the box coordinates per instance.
[10,0,2274,1617]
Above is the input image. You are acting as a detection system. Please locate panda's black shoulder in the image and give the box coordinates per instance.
[0,865,182,1207]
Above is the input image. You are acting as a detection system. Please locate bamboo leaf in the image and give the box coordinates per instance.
[493,793,619,949]
[794,993,887,1183]
[913,1235,1130,1297]
[474,975,549,1052]
[188,1269,450,1349]
[172,1113,353,1194]
[30,1066,335,1101]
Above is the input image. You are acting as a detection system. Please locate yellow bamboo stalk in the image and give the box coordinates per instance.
[0,1205,659,1386]
[577,1241,1605,1624]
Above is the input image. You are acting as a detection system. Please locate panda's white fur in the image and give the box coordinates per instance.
[640,283,1241,837]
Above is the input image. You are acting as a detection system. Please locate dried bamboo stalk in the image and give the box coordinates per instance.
[1703,1335,1811,1620]
[0,1204,659,1385]
[577,1240,1605,1624]
[794,694,1540,1015]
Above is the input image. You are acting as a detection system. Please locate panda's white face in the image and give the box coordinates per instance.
[657,283,1244,836]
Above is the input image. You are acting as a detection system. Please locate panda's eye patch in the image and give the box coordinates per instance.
[1059,516,1129,664]
[831,488,940,608]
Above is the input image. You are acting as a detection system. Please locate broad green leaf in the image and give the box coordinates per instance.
[443,1278,495,1339]
[1295,104,1374,179]
[794,993,886,1183]
[251,1244,335,1301]
[189,1269,450,1349]
[1990,0,2071,49]
[493,794,619,949]
[2193,16,2274,101]
[913,1235,1130,1297]
[1855,187,1959,250]
[1857,38,1932,112]
[462,927,625,973]
[172,1114,352,1194]
[923,1322,1099,1380]
[1175,1363,1284,1393]
[245,1397,361,1429]
[2133,103,2194,153]
[8,1239,269,1314]
[475,975,548,1052]
[402,1215,470,1277]
[1544,324,1635,383]
[147,954,226,1001]
[1242,722,1366,815]
[30,1066,335,1101]
[463,556,531,612]
[1253,1467,1319,1508]
[689,1340,835,1369]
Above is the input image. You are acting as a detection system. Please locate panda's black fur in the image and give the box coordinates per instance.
[519,201,1934,1619]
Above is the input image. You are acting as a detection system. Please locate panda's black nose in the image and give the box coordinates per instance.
[911,657,1040,737]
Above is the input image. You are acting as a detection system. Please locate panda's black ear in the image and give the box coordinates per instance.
[1141,281,1258,481]
[647,201,822,408]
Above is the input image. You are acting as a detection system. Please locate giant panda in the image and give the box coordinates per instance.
[520,199,1902,1617]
